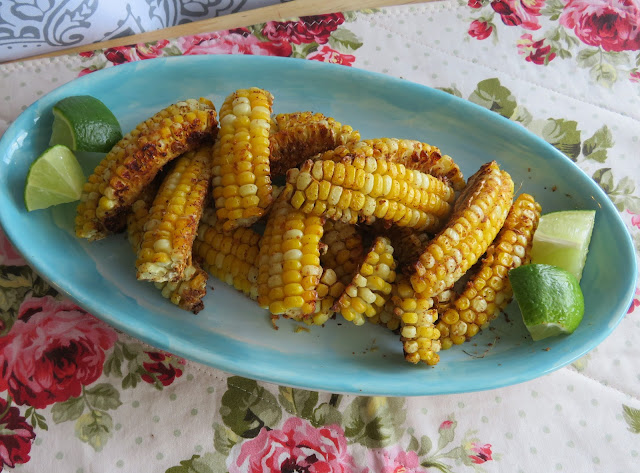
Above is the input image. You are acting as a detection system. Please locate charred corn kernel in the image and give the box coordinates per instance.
[286,157,454,232]
[257,194,324,319]
[389,273,440,365]
[410,161,514,298]
[76,98,218,240]
[136,146,212,282]
[212,88,274,231]
[437,193,541,347]
[319,138,466,191]
[269,112,360,177]
[193,209,261,299]
[334,237,397,326]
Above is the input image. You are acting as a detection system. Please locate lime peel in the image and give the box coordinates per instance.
[509,263,585,342]
[49,95,122,153]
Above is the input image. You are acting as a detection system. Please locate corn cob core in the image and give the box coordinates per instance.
[75,98,218,240]
[410,161,514,298]
[391,274,441,365]
[320,139,466,192]
[136,146,212,282]
[126,185,207,314]
[269,112,360,177]
[257,196,324,318]
[334,236,397,326]
[306,220,365,326]
[286,155,454,232]
[193,209,260,299]
[437,193,542,348]
[212,88,274,232]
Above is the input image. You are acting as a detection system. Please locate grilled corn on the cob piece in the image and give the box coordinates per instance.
[320,139,465,191]
[257,195,325,319]
[269,112,360,176]
[410,161,514,298]
[286,156,455,232]
[126,183,208,314]
[211,88,274,232]
[136,146,212,282]
[76,98,218,240]
[307,220,365,325]
[334,236,397,326]
[437,193,541,348]
[390,274,441,365]
[193,209,261,299]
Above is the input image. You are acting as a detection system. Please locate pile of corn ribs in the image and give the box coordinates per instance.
[75,88,542,367]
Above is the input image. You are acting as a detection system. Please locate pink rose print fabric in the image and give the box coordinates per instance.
[228,417,356,473]
[262,14,345,45]
[366,446,427,473]
[178,31,293,56]
[560,0,640,52]
[307,45,356,65]
[0,397,35,470]
[76,13,361,77]
[0,296,117,408]
[491,0,546,30]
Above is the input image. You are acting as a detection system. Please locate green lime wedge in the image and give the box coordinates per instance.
[530,210,595,282]
[24,145,85,211]
[509,264,585,341]
[50,95,122,152]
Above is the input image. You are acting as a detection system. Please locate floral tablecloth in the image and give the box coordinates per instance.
[1,1,640,472]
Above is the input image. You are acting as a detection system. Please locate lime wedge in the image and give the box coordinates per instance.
[509,264,585,341]
[24,145,85,211]
[530,210,595,282]
[50,95,122,152]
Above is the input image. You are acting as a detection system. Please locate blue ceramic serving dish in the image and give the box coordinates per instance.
[0,55,635,395]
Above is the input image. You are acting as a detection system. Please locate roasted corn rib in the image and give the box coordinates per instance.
[211,88,274,232]
[410,161,514,299]
[76,98,218,240]
[136,146,212,282]
[269,112,360,176]
[391,274,441,365]
[257,195,325,319]
[334,236,397,326]
[318,139,465,191]
[193,209,261,299]
[285,155,455,232]
[126,183,208,314]
[308,220,365,325]
[437,193,542,348]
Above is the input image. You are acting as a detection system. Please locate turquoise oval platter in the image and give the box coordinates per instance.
[0,55,636,396]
